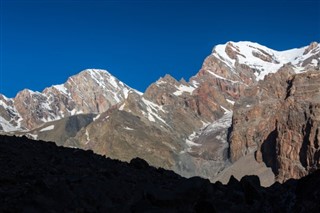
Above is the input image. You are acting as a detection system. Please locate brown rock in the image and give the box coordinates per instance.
[229,69,320,182]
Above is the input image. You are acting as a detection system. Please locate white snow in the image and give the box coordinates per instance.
[191,80,200,88]
[226,99,235,105]
[123,87,129,99]
[156,80,168,85]
[119,103,125,111]
[86,68,136,102]
[70,109,83,116]
[220,106,231,114]
[135,90,143,96]
[146,113,156,122]
[142,98,165,113]
[123,126,134,131]
[93,114,101,121]
[0,116,19,132]
[53,84,68,94]
[0,99,8,108]
[109,76,119,88]
[184,112,232,152]
[102,115,110,122]
[185,131,202,148]
[27,133,38,140]
[85,129,90,144]
[173,84,196,96]
[25,89,40,95]
[141,98,167,124]
[207,70,239,84]
[183,112,233,152]
[311,59,318,66]
[185,138,202,147]
[39,125,55,132]
[203,112,232,134]
[212,41,320,81]
[213,44,236,68]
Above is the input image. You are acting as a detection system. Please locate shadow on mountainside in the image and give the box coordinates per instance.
[0,135,319,212]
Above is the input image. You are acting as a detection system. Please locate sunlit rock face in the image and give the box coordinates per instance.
[0,69,139,131]
[230,69,320,182]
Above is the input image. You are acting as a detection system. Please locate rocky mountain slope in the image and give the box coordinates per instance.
[230,68,320,183]
[1,135,319,212]
[64,41,319,183]
[0,69,140,131]
[0,41,319,185]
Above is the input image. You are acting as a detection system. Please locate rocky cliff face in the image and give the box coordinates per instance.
[64,61,241,178]
[230,69,320,182]
[0,69,139,131]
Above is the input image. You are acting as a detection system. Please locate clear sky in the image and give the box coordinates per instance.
[1,0,319,98]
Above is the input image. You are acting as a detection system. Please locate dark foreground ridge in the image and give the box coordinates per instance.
[0,135,319,212]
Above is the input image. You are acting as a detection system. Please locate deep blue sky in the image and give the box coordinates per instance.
[1,0,319,98]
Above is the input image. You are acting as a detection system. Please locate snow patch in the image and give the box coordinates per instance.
[123,126,134,131]
[186,138,202,147]
[40,125,55,132]
[183,112,232,153]
[207,70,239,84]
[70,109,84,116]
[53,84,68,94]
[220,106,231,114]
[93,114,101,121]
[173,84,195,96]
[119,103,125,111]
[0,116,19,132]
[85,129,90,144]
[311,59,318,66]
[141,98,167,124]
[156,80,168,85]
[203,112,232,135]
[27,133,38,140]
[109,76,119,88]
[212,44,236,68]
[226,99,235,105]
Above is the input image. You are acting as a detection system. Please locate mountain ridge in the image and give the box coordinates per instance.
[0,40,319,186]
[0,69,141,131]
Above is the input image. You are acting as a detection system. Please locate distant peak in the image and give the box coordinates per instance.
[81,69,111,76]
[161,74,179,83]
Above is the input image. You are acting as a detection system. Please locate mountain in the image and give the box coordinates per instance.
[0,41,319,186]
[1,135,319,212]
[64,41,319,184]
[0,69,141,132]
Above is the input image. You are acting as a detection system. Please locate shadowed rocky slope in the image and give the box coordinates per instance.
[1,135,319,212]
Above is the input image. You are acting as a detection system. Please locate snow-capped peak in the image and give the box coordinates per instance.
[0,68,142,132]
[212,41,319,81]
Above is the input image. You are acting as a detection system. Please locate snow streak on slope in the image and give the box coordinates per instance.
[173,85,196,96]
[184,112,232,152]
[141,98,167,125]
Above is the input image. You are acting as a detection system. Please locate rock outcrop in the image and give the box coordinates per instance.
[230,69,320,182]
